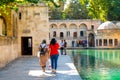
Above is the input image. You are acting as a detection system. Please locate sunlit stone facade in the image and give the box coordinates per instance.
[49,20,101,47]
[0,9,18,68]
[0,3,49,68]
[17,3,49,56]
[95,21,120,48]
[49,20,120,48]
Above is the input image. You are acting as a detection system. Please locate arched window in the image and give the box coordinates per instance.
[60,32,64,38]
[0,16,7,36]
[53,31,56,37]
[50,24,57,29]
[80,31,84,37]
[73,32,77,38]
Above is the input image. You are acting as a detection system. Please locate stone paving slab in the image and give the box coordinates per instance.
[0,55,82,80]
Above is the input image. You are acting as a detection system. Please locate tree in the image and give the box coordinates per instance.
[80,0,120,21]
[0,0,65,15]
[48,0,66,20]
[64,0,89,19]
[107,0,120,21]
[49,7,63,20]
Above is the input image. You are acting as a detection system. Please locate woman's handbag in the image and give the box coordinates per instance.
[37,51,40,57]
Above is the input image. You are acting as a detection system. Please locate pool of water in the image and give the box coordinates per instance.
[67,49,120,80]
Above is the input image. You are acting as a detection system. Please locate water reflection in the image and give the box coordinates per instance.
[68,49,120,80]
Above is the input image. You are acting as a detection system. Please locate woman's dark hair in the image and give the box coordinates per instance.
[42,39,46,44]
[50,38,56,45]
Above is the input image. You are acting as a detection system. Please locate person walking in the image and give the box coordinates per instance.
[60,40,64,55]
[64,40,67,55]
[49,38,60,74]
[39,39,49,72]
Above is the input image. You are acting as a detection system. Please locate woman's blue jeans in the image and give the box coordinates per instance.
[50,54,59,70]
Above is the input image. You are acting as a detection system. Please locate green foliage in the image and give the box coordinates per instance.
[25,0,39,3]
[0,0,64,15]
[107,0,120,20]
[79,0,120,21]
[49,7,63,20]
[48,0,66,20]
[64,0,89,19]
[85,0,110,21]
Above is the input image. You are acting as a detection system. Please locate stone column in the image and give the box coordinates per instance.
[107,39,108,46]
[113,38,114,46]
[94,36,96,47]
[102,39,103,46]
[87,35,89,48]
[98,39,99,46]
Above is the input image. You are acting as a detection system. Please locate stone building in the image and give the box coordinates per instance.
[0,3,49,68]
[49,20,120,48]
[95,21,120,48]
[17,3,49,56]
[49,20,101,47]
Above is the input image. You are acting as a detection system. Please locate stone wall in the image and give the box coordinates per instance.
[17,3,49,56]
[0,3,49,68]
[0,9,18,68]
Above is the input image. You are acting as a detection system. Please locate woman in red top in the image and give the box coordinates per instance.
[49,38,60,73]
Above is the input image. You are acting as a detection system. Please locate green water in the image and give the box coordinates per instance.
[68,49,120,80]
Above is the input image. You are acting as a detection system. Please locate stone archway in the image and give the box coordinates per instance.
[88,33,95,47]
[0,16,7,35]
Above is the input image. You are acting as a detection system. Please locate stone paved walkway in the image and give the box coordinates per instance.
[0,55,82,80]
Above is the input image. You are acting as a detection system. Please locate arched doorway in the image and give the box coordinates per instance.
[88,33,95,47]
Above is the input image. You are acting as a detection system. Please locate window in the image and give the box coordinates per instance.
[104,39,107,46]
[73,32,77,38]
[91,25,94,30]
[60,32,64,38]
[53,31,56,37]
[80,31,84,37]
[0,17,7,36]
[96,39,98,46]
[114,39,118,46]
[109,39,113,46]
[19,12,22,20]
